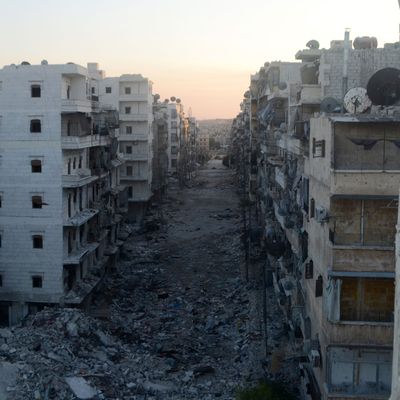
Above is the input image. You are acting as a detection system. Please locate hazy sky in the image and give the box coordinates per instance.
[1,0,399,119]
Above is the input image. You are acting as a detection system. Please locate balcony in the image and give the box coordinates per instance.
[62,134,110,149]
[119,133,148,141]
[121,173,149,182]
[123,153,148,161]
[64,208,99,227]
[331,170,400,196]
[331,244,394,273]
[119,113,149,122]
[63,242,99,265]
[61,99,92,113]
[119,93,148,102]
[62,171,97,188]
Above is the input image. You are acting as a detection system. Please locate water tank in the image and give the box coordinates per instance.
[353,36,378,49]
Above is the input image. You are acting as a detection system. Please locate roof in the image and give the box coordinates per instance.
[328,114,400,123]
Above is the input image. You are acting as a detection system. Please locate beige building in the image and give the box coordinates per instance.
[231,34,400,399]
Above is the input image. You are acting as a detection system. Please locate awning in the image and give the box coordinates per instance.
[328,270,395,279]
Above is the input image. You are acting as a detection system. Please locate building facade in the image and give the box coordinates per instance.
[0,61,125,325]
[100,74,153,221]
[231,36,400,399]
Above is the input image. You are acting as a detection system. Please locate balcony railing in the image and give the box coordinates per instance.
[61,134,110,149]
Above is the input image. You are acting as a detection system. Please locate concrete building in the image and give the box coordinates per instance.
[100,74,153,221]
[0,61,125,325]
[167,101,184,174]
[152,100,169,199]
[231,35,400,399]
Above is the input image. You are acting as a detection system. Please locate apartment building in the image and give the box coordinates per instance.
[231,35,400,399]
[0,61,125,325]
[100,74,153,221]
[167,101,184,174]
[152,100,169,199]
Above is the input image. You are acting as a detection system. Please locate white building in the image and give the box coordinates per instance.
[0,61,125,325]
[100,74,153,221]
[167,102,184,174]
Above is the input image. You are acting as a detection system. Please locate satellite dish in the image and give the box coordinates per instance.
[41,60,48,65]
[170,96,176,102]
[320,97,341,113]
[344,87,372,113]
[278,82,287,90]
[367,68,400,106]
[306,40,320,49]
[154,94,160,101]
[176,98,181,104]
[21,61,30,65]
[164,99,169,103]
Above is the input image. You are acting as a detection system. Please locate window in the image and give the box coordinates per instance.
[0,234,2,247]
[0,274,2,287]
[315,275,323,297]
[305,260,313,279]
[91,87,95,94]
[340,278,394,322]
[310,198,315,218]
[171,159,177,167]
[32,235,43,248]
[105,87,112,94]
[126,126,132,134]
[125,87,131,94]
[125,107,131,114]
[126,166,133,176]
[0,194,2,208]
[126,146,132,154]
[31,159,42,173]
[128,186,133,198]
[30,119,41,133]
[32,275,43,288]
[171,121,177,129]
[78,156,82,169]
[73,157,76,169]
[31,85,41,98]
[328,347,392,395]
[312,138,325,158]
[32,195,43,209]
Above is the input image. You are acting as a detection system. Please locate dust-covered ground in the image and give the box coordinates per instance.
[0,160,300,400]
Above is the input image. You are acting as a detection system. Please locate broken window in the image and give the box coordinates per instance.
[125,107,131,114]
[340,278,394,322]
[31,159,42,173]
[32,235,43,249]
[105,87,112,94]
[125,87,131,95]
[328,347,391,395]
[32,195,43,209]
[128,186,133,198]
[30,119,41,133]
[330,199,397,246]
[126,146,132,154]
[32,275,43,288]
[31,84,41,98]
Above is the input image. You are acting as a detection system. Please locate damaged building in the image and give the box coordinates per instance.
[230,34,400,399]
[99,73,154,222]
[0,61,126,326]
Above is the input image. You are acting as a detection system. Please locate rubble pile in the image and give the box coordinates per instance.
[0,162,300,399]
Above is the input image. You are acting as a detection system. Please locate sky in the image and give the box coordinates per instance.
[0,0,399,119]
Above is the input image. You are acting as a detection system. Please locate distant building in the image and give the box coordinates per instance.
[100,73,154,222]
[167,102,184,174]
[0,61,125,325]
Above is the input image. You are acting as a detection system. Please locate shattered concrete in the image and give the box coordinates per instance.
[0,160,299,399]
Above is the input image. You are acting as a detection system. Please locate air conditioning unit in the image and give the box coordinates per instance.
[310,349,321,368]
[315,206,329,223]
